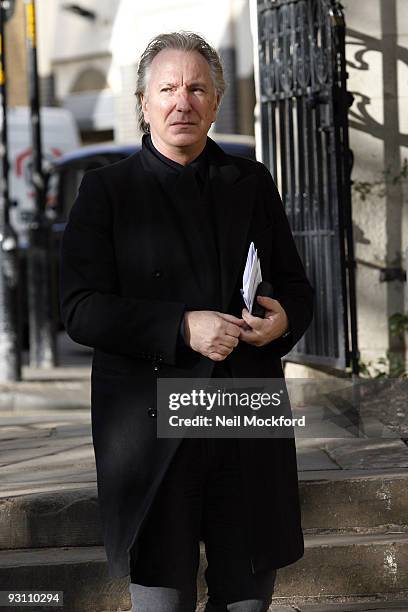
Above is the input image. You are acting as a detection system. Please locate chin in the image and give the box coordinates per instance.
[169,133,204,148]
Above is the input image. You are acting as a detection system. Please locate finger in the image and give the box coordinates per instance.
[215,336,238,350]
[257,296,282,313]
[219,336,239,349]
[224,323,242,338]
[242,308,263,330]
[217,345,235,356]
[208,351,227,361]
[211,343,231,356]
[239,328,261,346]
[264,312,280,324]
[217,312,245,326]
[256,295,276,305]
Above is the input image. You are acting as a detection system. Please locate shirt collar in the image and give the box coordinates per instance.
[142,133,208,184]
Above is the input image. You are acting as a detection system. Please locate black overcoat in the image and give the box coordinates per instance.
[59,137,314,579]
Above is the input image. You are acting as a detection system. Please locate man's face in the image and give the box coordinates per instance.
[141,49,220,154]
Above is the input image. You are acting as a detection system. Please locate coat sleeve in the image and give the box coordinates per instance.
[59,170,186,366]
[256,162,314,358]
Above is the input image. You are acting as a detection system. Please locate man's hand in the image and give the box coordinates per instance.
[184,311,244,361]
[239,296,289,347]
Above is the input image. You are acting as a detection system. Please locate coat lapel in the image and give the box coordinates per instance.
[206,139,258,311]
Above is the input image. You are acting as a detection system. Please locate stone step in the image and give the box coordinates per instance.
[1,533,407,611]
[262,603,408,611]
[0,546,130,612]
[299,469,408,533]
[0,488,102,550]
[272,532,408,599]
[1,471,408,551]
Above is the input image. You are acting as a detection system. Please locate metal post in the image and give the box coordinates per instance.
[0,2,22,381]
[330,1,360,377]
[24,0,57,368]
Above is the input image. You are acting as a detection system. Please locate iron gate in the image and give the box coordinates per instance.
[253,0,358,372]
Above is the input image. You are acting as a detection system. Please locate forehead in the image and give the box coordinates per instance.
[148,49,213,84]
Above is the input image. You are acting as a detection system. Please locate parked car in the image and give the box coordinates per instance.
[47,135,255,225]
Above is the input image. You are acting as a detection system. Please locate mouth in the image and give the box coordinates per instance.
[170,122,196,126]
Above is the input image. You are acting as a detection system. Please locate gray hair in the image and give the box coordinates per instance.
[135,31,226,134]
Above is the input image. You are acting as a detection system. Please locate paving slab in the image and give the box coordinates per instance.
[0,378,91,413]
[0,412,89,426]
[287,377,408,441]
[292,405,397,440]
[0,464,96,487]
[296,439,341,471]
[0,438,93,466]
[0,444,94,473]
[324,439,408,470]
[0,428,92,451]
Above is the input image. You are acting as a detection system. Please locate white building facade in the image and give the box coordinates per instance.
[38,0,255,142]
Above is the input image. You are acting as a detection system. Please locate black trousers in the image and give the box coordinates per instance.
[129,437,277,611]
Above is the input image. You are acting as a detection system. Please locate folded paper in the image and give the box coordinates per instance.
[241,241,262,314]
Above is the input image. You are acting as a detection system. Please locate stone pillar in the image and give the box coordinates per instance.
[215,47,238,135]
[114,63,140,143]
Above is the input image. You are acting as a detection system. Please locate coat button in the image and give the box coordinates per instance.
[147,407,157,418]
[153,269,163,279]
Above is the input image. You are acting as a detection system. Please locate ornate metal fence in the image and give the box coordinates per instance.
[253,0,358,372]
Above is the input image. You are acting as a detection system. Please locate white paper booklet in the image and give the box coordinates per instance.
[241,242,262,314]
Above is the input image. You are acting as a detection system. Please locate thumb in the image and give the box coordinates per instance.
[256,295,277,309]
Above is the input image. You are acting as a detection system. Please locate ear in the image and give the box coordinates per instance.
[140,93,150,124]
[211,93,221,123]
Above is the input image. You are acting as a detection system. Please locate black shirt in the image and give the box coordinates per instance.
[141,132,222,346]
[142,133,208,193]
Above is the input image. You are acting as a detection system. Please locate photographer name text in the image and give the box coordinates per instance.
[168,414,305,428]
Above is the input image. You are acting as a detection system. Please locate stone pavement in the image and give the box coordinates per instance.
[0,334,407,611]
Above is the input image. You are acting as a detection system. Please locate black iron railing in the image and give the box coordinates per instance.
[255,0,358,372]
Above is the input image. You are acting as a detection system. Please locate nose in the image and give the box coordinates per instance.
[175,88,192,112]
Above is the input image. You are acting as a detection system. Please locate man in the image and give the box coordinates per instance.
[60,32,314,612]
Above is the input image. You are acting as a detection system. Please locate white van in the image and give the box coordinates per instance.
[5,106,80,247]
